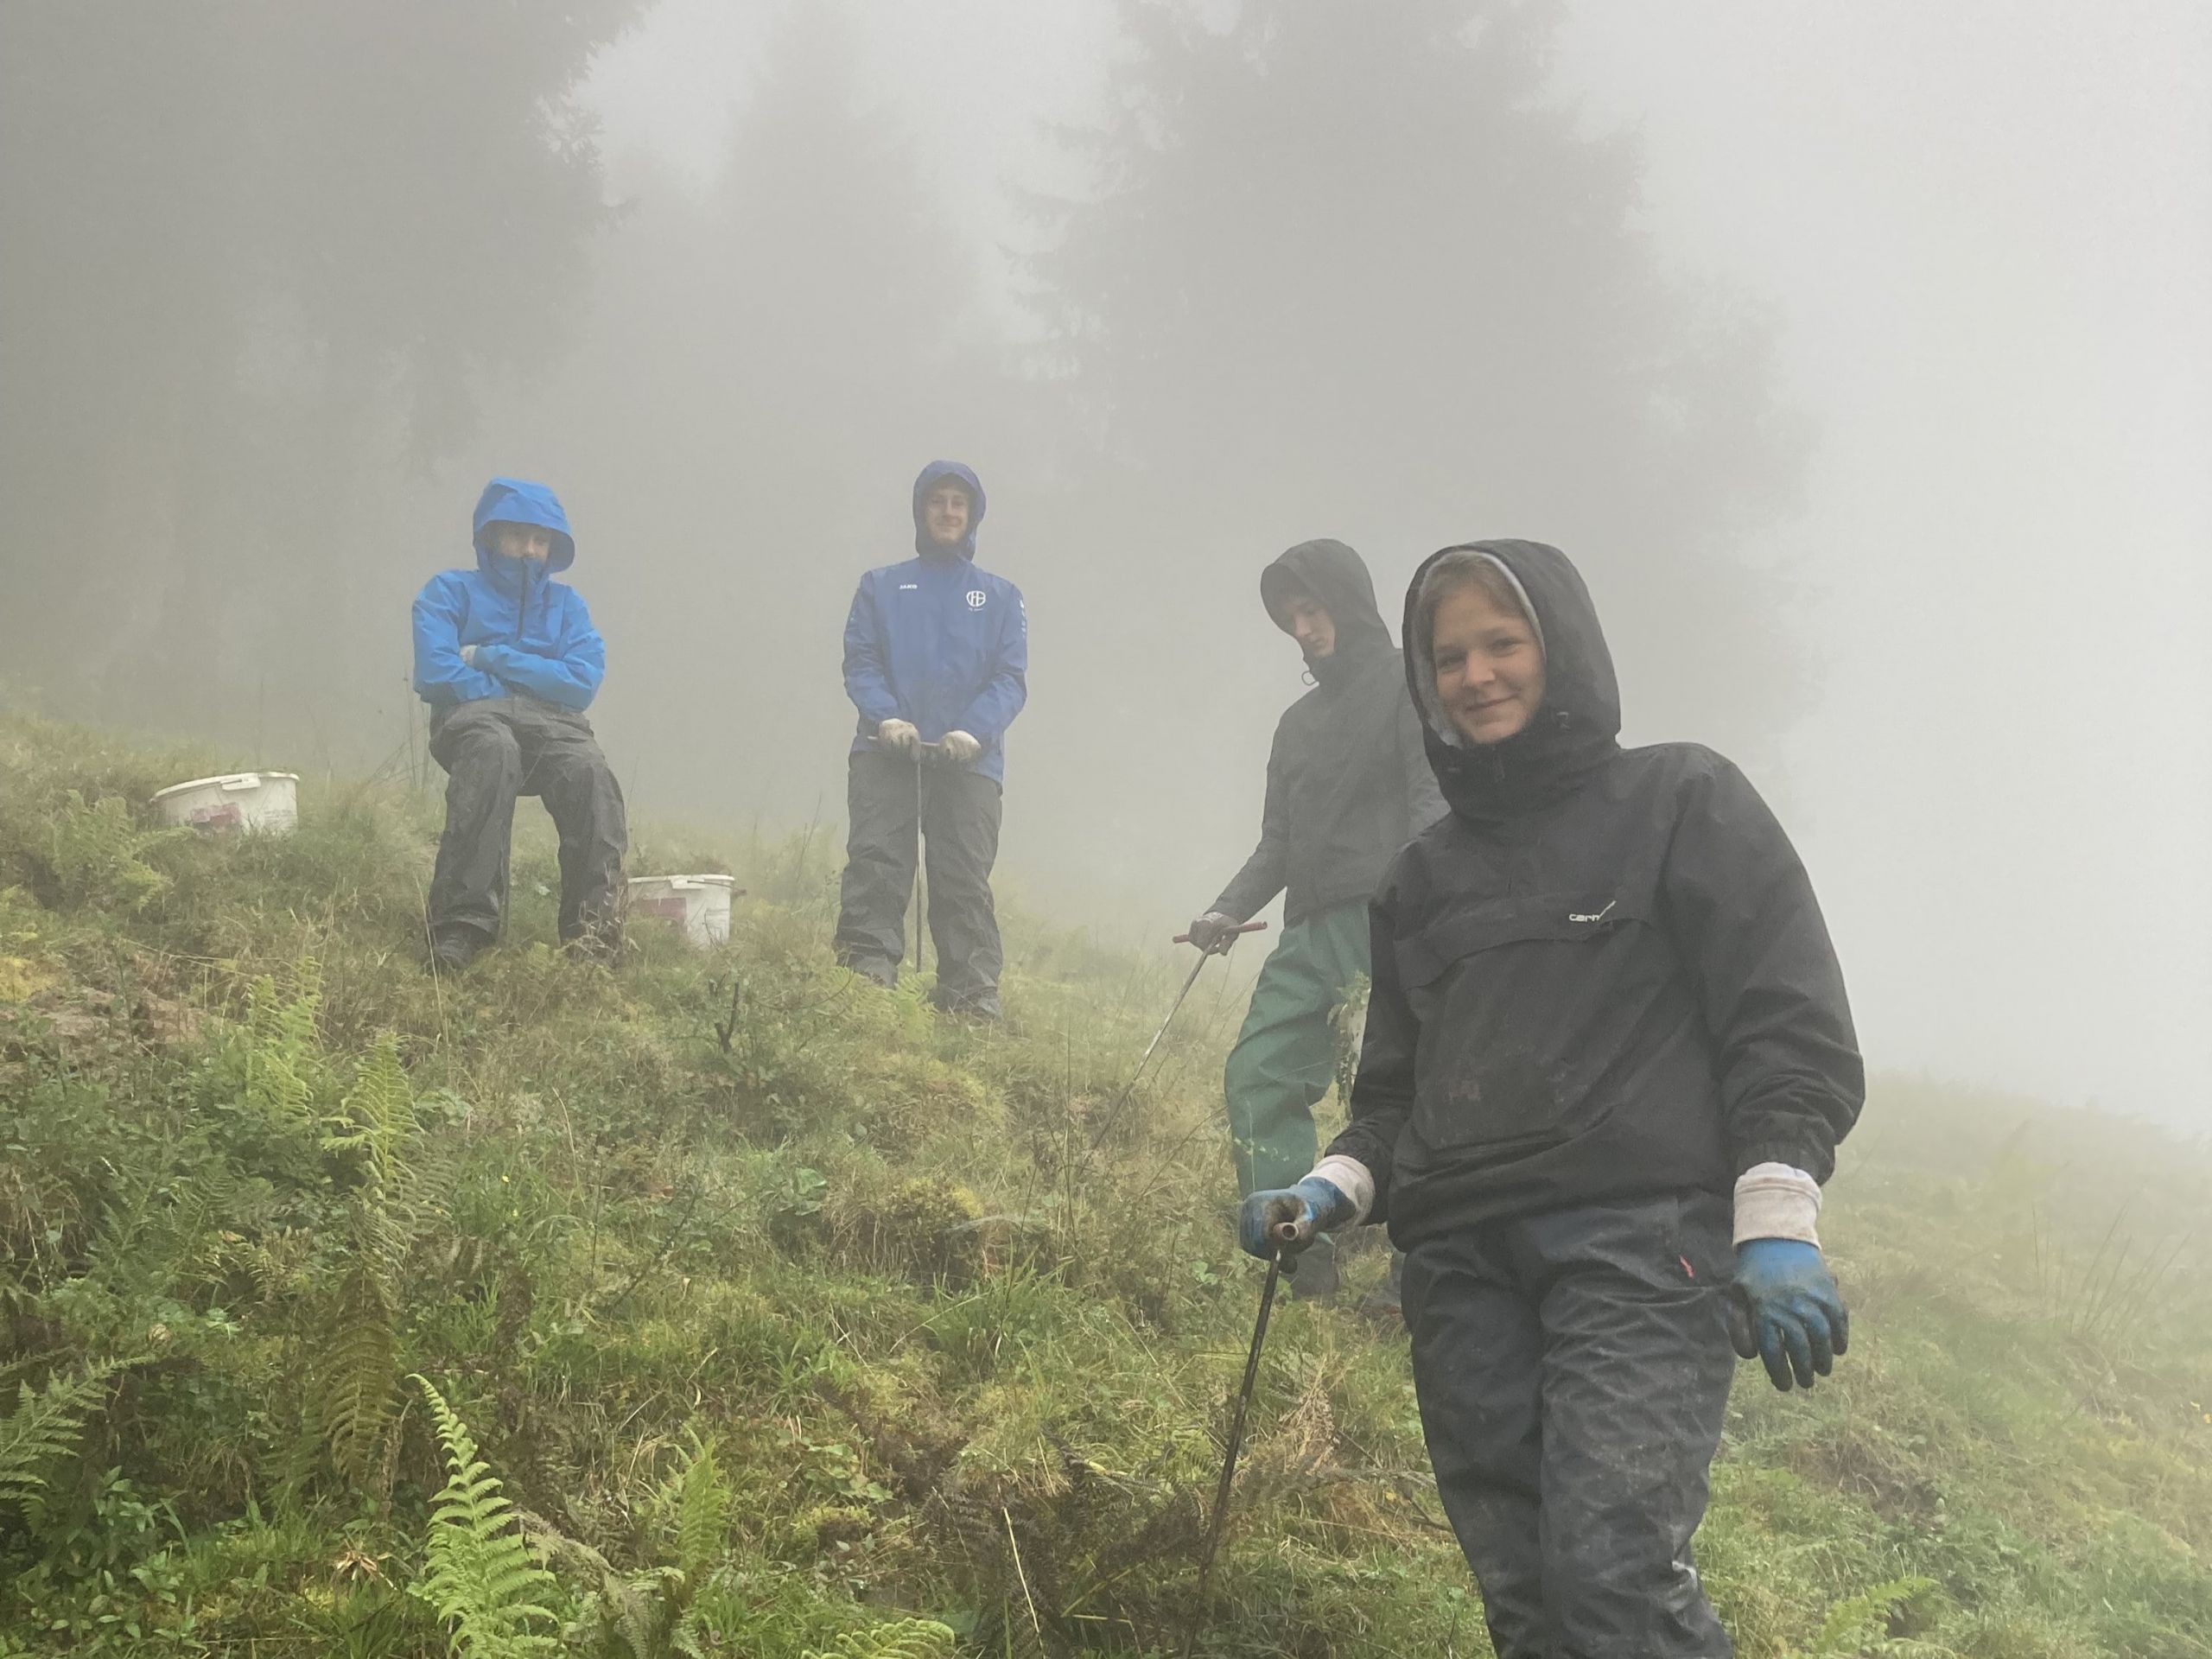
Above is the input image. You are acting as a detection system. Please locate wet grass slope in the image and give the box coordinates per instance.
[0,711,2208,1657]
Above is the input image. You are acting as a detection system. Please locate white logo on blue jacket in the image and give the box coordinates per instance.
[966,590,987,609]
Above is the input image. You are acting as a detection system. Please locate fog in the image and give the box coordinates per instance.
[3,1,2204,1126]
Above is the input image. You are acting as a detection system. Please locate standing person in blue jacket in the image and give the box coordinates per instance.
[411,478,627,973]
[835,461,1027,1019]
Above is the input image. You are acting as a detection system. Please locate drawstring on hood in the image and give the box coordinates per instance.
[471,476,575,629]
[912,460,988,560]
[472,477,575,573]
[1404,538,1621,823]
[1260,538,1394,687]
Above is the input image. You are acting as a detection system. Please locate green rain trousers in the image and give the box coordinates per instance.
[1224,901,1371,1198]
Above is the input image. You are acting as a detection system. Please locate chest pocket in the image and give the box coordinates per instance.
[1397,891,1642,1152]
[1400,892,1631,988]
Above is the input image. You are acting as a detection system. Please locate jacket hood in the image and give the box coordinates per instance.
[1404,538,1621,822]
[1260,538,1394,679]
[912,460,987,560]
[472,478,575,574]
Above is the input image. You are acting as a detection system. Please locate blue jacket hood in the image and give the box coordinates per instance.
[912,461,986,560]
[473,477,575,574]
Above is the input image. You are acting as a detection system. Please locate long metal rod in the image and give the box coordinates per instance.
[911,747,926,976]
[1082,953,1207,1154]
[1182,1243,1290,1658]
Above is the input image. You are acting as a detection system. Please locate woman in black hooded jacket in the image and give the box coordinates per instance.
[1240,541,1862,1659]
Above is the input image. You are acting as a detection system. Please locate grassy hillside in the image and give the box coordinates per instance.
[1,712,2207,1658]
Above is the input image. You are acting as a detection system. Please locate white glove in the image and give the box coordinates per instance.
[877,719,920,753]
[940,729,982,765]
[459,643,481,667]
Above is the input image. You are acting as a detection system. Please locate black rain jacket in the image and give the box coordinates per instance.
[1327,540,1862,1248]
[1211,540,1447,926]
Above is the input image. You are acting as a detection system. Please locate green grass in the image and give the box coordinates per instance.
[0,709,2207,1656]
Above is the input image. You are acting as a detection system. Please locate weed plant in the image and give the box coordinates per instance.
[0,712,2208,1656]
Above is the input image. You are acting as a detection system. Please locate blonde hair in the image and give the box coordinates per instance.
[1410,549,1545,747]
[1414,551,1541,656]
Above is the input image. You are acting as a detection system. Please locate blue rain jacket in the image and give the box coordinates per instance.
[411,478,606,713]
[842,461,1027,783]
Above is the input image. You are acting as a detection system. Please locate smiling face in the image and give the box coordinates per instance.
[923,481,972,547]
[1429,579,1546,744]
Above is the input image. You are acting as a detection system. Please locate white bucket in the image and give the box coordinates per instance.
[626,874,739,946]
[149,772,301,836]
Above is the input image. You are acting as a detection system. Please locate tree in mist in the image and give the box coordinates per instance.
[0,1,639,738]
[1031,0,1808,781]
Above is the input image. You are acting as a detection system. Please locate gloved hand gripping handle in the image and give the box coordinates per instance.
[1173,919,1268,946]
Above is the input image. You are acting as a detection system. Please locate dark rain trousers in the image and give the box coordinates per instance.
[834,748,1003,1013]
[427,697,627,949]
[1402,1192,1738,1659]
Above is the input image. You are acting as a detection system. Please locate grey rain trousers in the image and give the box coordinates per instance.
[833,747,1003,1014]
[427,697,627,950]
[1402,1192,1739,1659]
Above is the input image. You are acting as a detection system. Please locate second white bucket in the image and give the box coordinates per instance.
[149,772,301,836]
[626,874,738,946]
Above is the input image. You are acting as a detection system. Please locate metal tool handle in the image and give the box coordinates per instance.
[1171,920,1269,945]
[1183,1250,1287,1658]
[866,733,949,760]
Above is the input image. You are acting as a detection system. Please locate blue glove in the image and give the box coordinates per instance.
[1731,1239,1848,1391]
[1238,1176,1355,1262]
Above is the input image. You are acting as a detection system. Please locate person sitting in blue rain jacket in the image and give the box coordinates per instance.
[834,461,1027,1019]
[410,477,627,972]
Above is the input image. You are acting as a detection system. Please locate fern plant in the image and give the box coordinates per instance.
[45,791,183,911]
[800,1618,957,1659]
[321,1270,401,1484]
[1792,1577,1955,1658]
[1328,970,1371,1104]
[410,1375,563,1656]
[316,1036,446,1484]
[561,1437,732,1658]
[672,1437,729,1587]
[0,1357,133,1514]
[568,1565,695,1659]
[239,962,326,1126]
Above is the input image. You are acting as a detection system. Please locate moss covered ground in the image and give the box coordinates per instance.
[1,712,2208,1656]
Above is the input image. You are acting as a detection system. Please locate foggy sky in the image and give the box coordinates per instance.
[4,3,2204,1131]
[582,0,2212,1127]
[1554,3,2212,1133]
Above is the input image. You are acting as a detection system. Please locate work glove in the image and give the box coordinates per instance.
[1730,1238,1849,1391]
[1238,1176,1356,1262]
[459,643,481,667]
[1185,911,1242,954]
[938,729,982,765]
[876,718,921,753]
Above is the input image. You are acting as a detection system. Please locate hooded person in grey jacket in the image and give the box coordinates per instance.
[1185,539,1445,1300]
